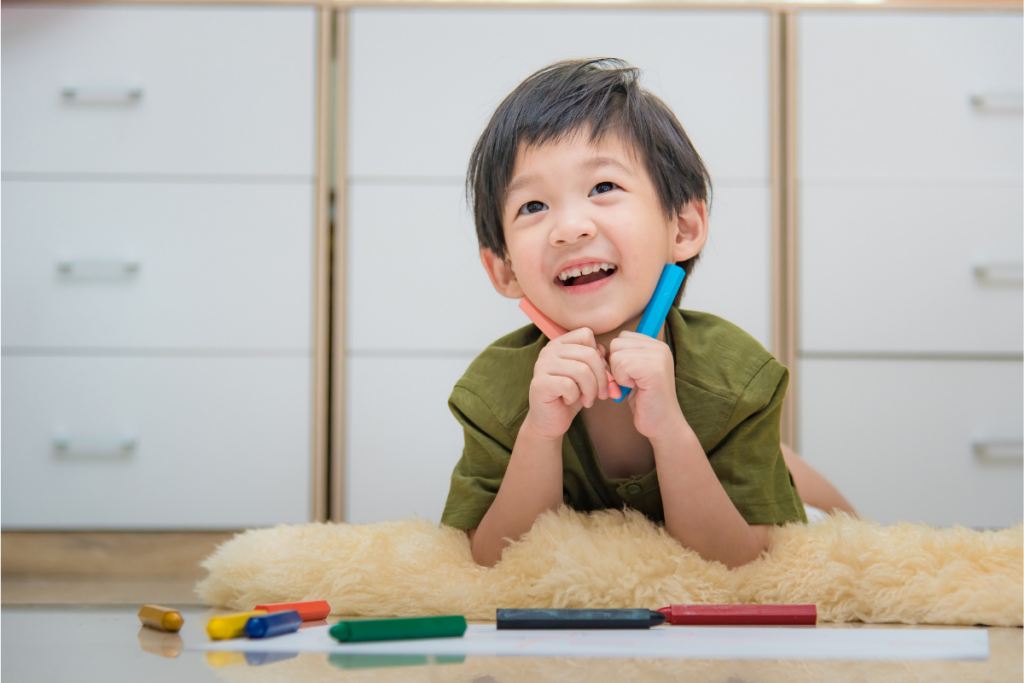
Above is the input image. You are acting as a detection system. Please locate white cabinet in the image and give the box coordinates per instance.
[1,5,320,529]
[800,185,1022,355]
[348,8,770,183]
[799,358,1022,528]
[2,181,314,351]
[345,7,775,524]
[1,356,312,529]
[799,12,1022,183]
[797,11,1023,528]
[346,183,524,354]
[345,356,470,524]
[1,5,317,177]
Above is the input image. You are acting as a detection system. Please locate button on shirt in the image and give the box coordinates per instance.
[440,308,807,530]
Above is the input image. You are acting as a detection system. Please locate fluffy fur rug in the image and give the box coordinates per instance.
[196,507,1022,626]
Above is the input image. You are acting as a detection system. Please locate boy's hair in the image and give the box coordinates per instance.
[466,58,712,300]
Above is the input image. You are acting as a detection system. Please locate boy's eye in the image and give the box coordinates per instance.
[590,181,620,196]
[519,200,548,215]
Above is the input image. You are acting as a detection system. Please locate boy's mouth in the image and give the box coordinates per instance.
[556,263,617,288]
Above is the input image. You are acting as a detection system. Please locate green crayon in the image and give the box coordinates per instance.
[330,616,467,643]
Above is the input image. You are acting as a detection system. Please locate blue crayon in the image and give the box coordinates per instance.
[614,264,686,403]
[245,610,303,639]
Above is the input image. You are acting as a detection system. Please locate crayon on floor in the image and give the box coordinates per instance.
[497,608,666,629]
[245,610,303,639]
[206,610,267,641]
[253,599,331,621]
[137,605,184,633]
[330,615,467,643]
[658,604,818,626]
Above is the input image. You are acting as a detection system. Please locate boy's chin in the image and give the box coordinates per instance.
[570,315,633,337]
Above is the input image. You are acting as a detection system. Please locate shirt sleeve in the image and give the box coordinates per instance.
[439,386,516,530]
[707,359,807,526]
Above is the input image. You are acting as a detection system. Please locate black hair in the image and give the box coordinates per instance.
[466,58,712,300]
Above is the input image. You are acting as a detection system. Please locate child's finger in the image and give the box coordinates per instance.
[556,326,599,349]
[548,344,609,400]
[552,376,582,407]
[544,358,600,408]
[609,332,662,353]
[596,343,623,400]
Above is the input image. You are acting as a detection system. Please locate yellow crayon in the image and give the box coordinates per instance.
[137,604,184,633]
[206,610,267,640]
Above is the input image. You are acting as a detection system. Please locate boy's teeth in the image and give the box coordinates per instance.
[557,263,617,281]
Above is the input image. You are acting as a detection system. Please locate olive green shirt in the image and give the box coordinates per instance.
[440,308,806,530]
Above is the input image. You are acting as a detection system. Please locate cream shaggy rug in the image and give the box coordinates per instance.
[196,507,1022,626]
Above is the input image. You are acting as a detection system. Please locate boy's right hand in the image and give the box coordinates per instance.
[527,327,612,440]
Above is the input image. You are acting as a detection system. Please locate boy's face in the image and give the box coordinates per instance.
[482,131,707,336]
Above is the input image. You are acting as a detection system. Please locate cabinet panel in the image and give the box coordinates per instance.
[799,12,1023,183]
[800,185,1022,355]
[1,5,317,176]
[345,356,472,524]
[1,181,314,351]
[798,358,1022,528]
[680,185,772,350]
[1,356,312,529]
[349,8,769,182]
[348,183,772,352]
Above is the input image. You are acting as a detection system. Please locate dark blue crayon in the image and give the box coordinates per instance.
[245,610,302,639]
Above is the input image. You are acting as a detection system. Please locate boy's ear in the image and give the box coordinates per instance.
[480,248,525,299]
[669,200,709,262]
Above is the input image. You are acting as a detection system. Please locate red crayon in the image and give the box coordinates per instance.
[658,604,817,626]
[253,600,331,622]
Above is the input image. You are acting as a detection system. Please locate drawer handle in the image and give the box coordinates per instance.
[970,92,1023,113]
[52,433,137,458]
[57,258,140,277]
[61,85,143,104]
[973,260,1023,284]
[972,438,1023,463]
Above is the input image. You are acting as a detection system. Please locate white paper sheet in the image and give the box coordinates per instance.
[187,624,989,661]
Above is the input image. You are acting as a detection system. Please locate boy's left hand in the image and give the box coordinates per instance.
[608,331,686,439]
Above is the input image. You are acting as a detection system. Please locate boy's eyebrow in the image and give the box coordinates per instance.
[581,156,636,177]
[506,156,636,204]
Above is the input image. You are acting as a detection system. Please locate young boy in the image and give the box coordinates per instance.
[441,58,853,568]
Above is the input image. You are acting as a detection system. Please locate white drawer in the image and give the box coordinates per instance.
[800,185,1023,355]
[678,184,772,351]
[1,356,312,529]
[349,8,769,182]
[348,183,773,352]
[1,5,316,176]
[798,358,1022,528]
[799,12,1023,183]
[1,181,314,351]
[345,356,472,524]
[347,182,538,353]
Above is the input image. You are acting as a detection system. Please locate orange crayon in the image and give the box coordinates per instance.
[253,600,331,621]
[137,604,184,633]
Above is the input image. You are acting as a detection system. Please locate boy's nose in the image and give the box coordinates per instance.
[549,211,597,246]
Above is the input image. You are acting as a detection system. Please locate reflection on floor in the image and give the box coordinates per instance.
[1,605,1021,683]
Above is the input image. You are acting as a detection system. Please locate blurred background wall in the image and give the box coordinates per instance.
[2,3,1021,547]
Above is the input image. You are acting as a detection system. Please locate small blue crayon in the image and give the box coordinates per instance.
[245,610,303,639]
[614,264,686,403]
